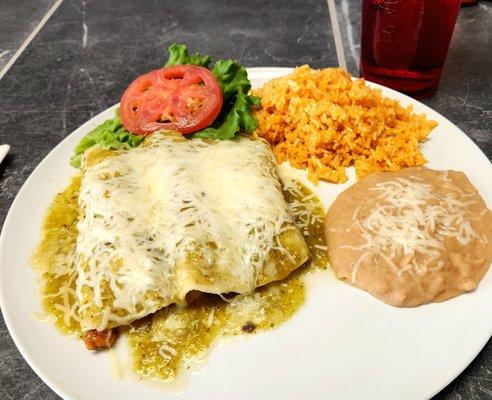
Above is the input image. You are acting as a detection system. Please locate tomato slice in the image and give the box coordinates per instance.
[120,65,223,135]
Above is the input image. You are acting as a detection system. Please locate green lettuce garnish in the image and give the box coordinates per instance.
[194,89,260,140]
[211,60,252,102]
[70,109,143,168]
[164,43,211,67]
[70,44,260,167]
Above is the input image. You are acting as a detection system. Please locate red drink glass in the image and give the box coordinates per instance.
[360,0,461,98]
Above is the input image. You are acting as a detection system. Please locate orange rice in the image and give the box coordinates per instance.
[252,66,437,184]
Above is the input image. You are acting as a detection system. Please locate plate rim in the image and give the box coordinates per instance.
[0,67,491,400]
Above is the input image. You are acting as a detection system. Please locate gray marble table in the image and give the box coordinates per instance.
[0,1,490,399]
[0,0,56,72]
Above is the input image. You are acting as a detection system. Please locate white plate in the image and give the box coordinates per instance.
[0,68,491,400]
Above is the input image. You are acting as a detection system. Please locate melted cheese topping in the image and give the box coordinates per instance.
[76,133,297,330]
[348,177,479,281]
[129,181,327,382]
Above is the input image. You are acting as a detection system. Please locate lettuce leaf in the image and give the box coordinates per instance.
[164,43,211,67]
[70,109,143,168]
[211,60,252,102]
[194,89,260,140]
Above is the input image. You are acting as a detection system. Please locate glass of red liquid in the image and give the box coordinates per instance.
[360,0,462,98]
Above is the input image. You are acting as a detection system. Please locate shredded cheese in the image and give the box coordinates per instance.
[349,177,479,282]
[281,176,323,229]
[76,134,298,330]
[158,342,178,360]
[206,308,215,328]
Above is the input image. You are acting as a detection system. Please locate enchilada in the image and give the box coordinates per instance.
[76,132,309,331]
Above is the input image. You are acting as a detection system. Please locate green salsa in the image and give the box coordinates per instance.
[31,175,82,336]
[33,177,327,381]
[128,181,327,381]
